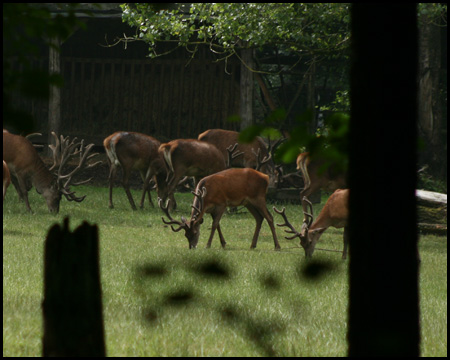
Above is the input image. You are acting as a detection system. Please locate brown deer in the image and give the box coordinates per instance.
[103,131,173,210]
[274,189,349,259]
[3,131,100,213]
[3,160,10,202]
[296,152,346,225]
[198,129,278,186]
[158,139,241,206]
[159,168,281,250]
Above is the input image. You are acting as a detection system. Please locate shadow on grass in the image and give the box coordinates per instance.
[133,253,339,356]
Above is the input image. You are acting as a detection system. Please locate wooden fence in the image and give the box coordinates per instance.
[11,56,241,145]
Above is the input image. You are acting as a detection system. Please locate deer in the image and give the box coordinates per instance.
[3,160,10,202]
[159,168,281,250]
[274,189,349,259]
[198,129,278,186]
[103,131,174,210]
[158,139,242,207]
[296,152,347,228]
[3,131,101,213]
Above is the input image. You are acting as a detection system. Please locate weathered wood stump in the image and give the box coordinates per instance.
[416,190,447,236]
[42,218,105,357]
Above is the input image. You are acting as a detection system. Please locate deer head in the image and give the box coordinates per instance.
[274,197,325,257]
[158,187,207,249]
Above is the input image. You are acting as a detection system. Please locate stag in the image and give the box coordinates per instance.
[158,139,242,206]
[3,131,100,213]
[103,131,173,210]
[3,160,10,202]
[274,189,349,258]
[159,168,281,250]
[297,152,346,225]
[198,129,278,186]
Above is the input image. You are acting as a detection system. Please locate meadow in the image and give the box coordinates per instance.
[3,185,447,356]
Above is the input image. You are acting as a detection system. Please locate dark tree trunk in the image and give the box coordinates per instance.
[348,4,420,357]
[42,218,106,357]
[240,48,254,130]
[48,37,61,156]
[418,6,446,180]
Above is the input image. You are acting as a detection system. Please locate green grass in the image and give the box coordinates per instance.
[3,185,447,356]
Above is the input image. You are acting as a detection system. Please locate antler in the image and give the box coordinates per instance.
[49,132,71,171]
[273,206,301,240]
[266,136,285,158]
[302,196,314,227]
[191,186,207,220]
[158,198,187,232]
[49,132,102,201]
[252,148,272,171]
[25,132,44,149]
[60,188,86,202]
[226,143,244,167]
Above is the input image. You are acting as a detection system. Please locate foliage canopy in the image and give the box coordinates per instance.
[121,3,350,64]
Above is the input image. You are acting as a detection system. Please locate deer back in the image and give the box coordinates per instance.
[159,139,226,178]
[104,131,161,171]
[311,189,349,231]
[198,129,275,174]
[195,168,270,214]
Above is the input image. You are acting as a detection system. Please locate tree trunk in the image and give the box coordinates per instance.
[348,4,420,357]
[418,7,446,179]
[306,59,316,133]
[48,37,61,155]
[240,48,254,130]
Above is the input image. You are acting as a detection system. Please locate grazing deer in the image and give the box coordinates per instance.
[158,139,241,206]
[159,168,281,250]
[3,160,10,202]
[3,131,100,213]
[103,131,173,210]
[198,129,278,186]
[297,152,346,225]
[274,189,349,258]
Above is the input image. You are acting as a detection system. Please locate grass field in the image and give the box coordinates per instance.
[3,185,447,356]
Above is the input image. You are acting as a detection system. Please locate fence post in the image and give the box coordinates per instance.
[42,218,105,357]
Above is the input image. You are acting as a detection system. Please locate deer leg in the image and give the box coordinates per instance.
[10,176,24,202]
[166,174,181,210]
[122,168,137,210]
[146,179,155,208]
[139,170,154,209]
[246,204,264,249]
[107,163,117,209]
[342,226,349,260]
[16,176,32,212]
[169,193,177,211]
[261,206,281,250]
[206,209,226,248]
[216,224,227,249]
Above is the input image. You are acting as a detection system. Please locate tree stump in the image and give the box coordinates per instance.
[42,218,105,357]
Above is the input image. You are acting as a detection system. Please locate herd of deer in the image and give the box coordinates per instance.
[3,128,349,258]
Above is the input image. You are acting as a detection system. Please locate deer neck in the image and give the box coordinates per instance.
[32,158,56,193]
